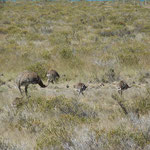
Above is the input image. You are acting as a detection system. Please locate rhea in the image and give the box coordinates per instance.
[16,71,47,97]
[118,80,131,95]
[46,69,60,84]
[74,83,88,96]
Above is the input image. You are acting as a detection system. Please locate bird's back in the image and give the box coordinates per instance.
[75,83,87,90]
[16,71,40,86]
[47,70,60,78]
[119,80,130,90]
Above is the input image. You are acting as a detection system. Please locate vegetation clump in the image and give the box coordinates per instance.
[1,1,150,150]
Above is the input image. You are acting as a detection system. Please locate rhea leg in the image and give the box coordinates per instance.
[25,85,29,97]
[77,89,81,96]
[81,91,84,96]
[47,79,50,86]
[121,90,123,95]
[48,78,54,84]
[79,89,84,96]
[118,89,123,95]
[78,91,81,96]
[18,85,23,96]
[54,77,58,84]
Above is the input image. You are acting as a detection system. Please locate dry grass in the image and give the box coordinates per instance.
[1,1,150,81]
[1,1,150,150]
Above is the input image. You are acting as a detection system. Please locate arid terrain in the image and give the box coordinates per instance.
[1,1,150,150]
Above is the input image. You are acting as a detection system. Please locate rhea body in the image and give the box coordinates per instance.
[74,83,88,95]
[16,71,47,96]
[118,80,131,95]
[47,69,60,84]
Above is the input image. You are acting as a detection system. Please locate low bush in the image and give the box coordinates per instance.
[27,62,47,79]
[102,68,119,83]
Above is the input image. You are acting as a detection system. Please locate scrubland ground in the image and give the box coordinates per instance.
[1,1,150,150]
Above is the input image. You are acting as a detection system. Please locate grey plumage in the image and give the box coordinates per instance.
[46,69,60,84]
[74,83,88,96]
[16,71,47,97]
[118,80,131,95]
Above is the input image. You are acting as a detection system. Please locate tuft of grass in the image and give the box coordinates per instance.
[133,87,150,115]
[0,137,21,150]
[106,127,149,149]
[59,47,73,60]
[23,96,97,120]
[118,53,140,67]
[102,68,119,83]
[27,62,47,79]
[35,117,74,150]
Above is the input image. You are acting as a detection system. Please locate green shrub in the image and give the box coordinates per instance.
[102,68,119,83]
[51,97,96,118]
[36,118,72,150]
[118,53,139,67]
[6,26,22,34]
[34,96,97,119]
[106,127,148,149]
[27,62,47,79]
[17,116,45,134]
[141,25,150,33]
[17,96,97,120]
[60,47,73,59]
[0,27,7,34]
[41,51,51,60]
[26,33,45,41]
[138,72,150,83]
[133,88,150,115]
[100,27,134,37]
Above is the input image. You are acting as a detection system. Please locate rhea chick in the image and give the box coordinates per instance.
[46,69,60,84]
[74,83,88,96]
[118,80,131,95]
[16,71,47,97]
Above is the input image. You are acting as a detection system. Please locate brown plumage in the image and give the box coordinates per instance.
[74,83,88,96]
[47,69,60,84]
[16,71,47,97]
[118,80,131,95]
